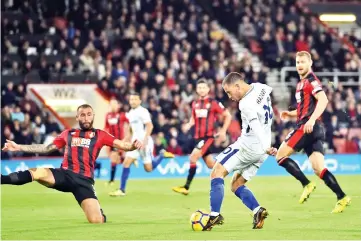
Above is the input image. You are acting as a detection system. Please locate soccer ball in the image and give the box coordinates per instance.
[190,209,210,231]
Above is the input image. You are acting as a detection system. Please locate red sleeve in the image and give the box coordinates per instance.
[104,114,109,130]
[212,100,225,114]
[120,113,129,123]
[99,130,116,147]
[308,78,323,97]
[52,130,68,149]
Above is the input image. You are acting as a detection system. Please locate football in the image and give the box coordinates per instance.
[190,209,210,231]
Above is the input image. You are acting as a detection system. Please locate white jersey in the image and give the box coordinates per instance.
[126,106,152,141]
[238,83,273,154]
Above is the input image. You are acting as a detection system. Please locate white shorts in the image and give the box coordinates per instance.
[215,141,268,181]
[125,137,154,164]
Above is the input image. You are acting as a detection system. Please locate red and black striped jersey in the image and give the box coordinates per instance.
[192,97,225,139]
[53,129,115,179]
[295,72,323,125]
[104,112,128,139]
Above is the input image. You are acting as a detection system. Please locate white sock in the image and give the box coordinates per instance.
[252,206,261,214]
[210,211,219,217]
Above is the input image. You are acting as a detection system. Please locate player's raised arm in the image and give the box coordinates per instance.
[100,129,142,151]
[2,140,58,154]
[113,139,143,151]
[2,130,67,153]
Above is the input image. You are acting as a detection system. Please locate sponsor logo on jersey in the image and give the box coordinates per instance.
[107,117,119,125]
[195,109,208,118]
[71,137,91,147]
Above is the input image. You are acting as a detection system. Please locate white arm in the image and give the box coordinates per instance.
[242,106,269,153]
[248,117,268,153]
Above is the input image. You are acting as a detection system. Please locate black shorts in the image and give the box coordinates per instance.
[195,137,215,157]
[49,168,97,205]
[285,122,326,156]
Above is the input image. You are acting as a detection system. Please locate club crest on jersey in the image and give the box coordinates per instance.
[71,137,91,148]
[206,103,211,109]
[88,132,95,138]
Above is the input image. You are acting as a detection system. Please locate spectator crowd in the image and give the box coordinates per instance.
[1,0,361,159]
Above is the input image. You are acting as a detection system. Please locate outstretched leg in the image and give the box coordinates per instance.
[1,168,55,187]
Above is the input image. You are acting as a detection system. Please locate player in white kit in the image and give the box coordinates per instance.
[109,92,174,196]
[203,72,278,231]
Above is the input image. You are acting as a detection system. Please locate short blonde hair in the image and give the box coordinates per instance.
[296,51,312,60]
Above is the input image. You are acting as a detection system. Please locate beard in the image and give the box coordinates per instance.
[79,120,94,130]
[298,68,309,77]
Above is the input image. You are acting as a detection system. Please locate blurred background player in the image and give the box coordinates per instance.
[172,79,231,195]
[1,104,142,223]
[104,99,131,186]
[109,92,174,197]
[276,51,351,213]
[204,72,277,230]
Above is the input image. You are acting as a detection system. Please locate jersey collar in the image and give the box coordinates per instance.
[243,85,254,99]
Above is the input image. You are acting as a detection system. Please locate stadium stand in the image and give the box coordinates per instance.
[1,0,361,160]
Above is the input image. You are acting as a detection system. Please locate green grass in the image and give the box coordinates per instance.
[2,175,361,240]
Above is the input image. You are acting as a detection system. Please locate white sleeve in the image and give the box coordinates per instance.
[140,108,152,124]
[242,107,269,153]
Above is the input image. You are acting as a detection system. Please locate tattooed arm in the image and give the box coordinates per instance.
[19,143,58,154]
[113,139,143,151]
[2,140,58,154]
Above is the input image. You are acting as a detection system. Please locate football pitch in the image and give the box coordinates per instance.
[2,175,361,240]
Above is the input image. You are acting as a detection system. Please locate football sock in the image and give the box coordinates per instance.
[110,163,117,182]
[1,171,33,185]
[94,162,101,178]
[152,154,164,170]
[234,185,260,211]
[120,167,130,192]
[278,157,310,186]
[184,163,197,190]
[320,168,346,200]
[210,178,224,216]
